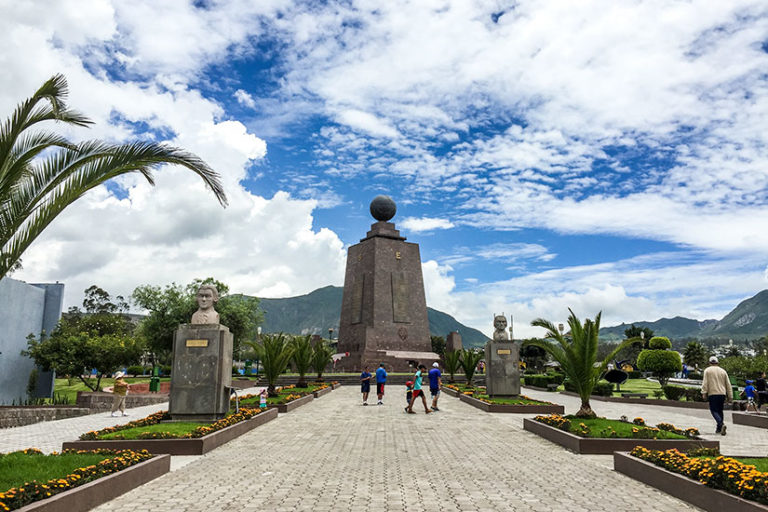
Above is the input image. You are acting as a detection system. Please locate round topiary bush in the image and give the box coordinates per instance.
[637,349,682,386]
[648,336,672,350]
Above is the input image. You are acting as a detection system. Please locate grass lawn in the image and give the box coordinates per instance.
[473,394,550,405]
[98,422,205,440]
[609,378,665,398]
[239,385,323,406]
[564,417,687,439]
[696,457,768,472]
[0,451,111,491]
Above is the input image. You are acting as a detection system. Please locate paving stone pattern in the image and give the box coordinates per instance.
[8,384,768,510]
[91,387,707,512]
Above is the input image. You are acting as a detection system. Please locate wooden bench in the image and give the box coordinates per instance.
[547,383,560,391]
[621,393,648,399]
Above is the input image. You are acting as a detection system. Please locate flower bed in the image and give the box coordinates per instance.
[459,393,565,414]
[0,449,169,512]
[239,387,316,413]
[311,382,332,398]
[615,448,768,511]
[523,415,718,454]
[62,408,277,455]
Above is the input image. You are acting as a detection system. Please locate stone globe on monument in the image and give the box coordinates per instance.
[336,195,438,371]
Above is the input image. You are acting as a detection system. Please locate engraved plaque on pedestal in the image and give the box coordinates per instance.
[169,324,233,421]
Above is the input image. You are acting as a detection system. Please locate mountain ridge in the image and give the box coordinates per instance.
[255,285,490,348]
[599,289,768,342]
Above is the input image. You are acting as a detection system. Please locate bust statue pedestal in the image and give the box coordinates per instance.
[484,340,521,397]
[169,324,233,421]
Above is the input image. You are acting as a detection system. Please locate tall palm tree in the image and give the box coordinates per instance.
[526,309,635,418]
[0,74,227,278]
[244,333,294,397]
[291,334,313,388]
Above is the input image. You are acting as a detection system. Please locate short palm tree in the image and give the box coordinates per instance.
[443,349,462,383]
[459,348,483,387]
[244,333,294,397]
[0,74,227,278]
[526,309,635,418]
[291,334,313,388]
[310,340,334,381]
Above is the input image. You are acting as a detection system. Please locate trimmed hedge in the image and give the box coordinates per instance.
[648,336,672,350]
[662,385,686,401]
[563,380,614,396]
[523,373,565,387]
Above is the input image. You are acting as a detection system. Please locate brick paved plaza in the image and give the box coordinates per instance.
[5,385,768,511]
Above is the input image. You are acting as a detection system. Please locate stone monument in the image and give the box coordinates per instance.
[484,314,520,396]
[336,195,438,371]
[446,331,463,352]
[169,285,233,421]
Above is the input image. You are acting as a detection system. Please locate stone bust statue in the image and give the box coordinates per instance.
[191,285,220,324]
[492,314,510,341]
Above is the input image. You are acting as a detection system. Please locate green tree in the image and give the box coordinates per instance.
[24,332,144,392]
[459,349,483,387]
[443,350,462,383]
[23,285,143,391]
[430,335,446,357]
[310,340,334,381]
[636,336,682,387]
[291,335,313,388]
[0,74,227,279]
[624,325,654,346]
[527,309,635,418]
[132,278,263,363]
[683,341,708,368]
[520,342,547,371]
[244,333,294,397]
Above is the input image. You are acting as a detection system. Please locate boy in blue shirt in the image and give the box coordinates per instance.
[745,380,758,412]
[360,366,372,406]
[405,364,432,414]
[375,364,387,405]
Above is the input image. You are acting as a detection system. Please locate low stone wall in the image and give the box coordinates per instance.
[0,406,90,429]
[126,381,171,393]
[76,392,168,410]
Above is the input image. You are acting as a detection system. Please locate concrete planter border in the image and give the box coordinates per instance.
[62,408,277,455]
[312,387,332,398]
[459,394,565,414]
[15,454,170,512]
[331,382,341,390]
[267,393,314,413]
[523,418,719,454]
[613,451,767,512]
[555,390,712,410]
[442,387,460,398]
[733,412,768,429]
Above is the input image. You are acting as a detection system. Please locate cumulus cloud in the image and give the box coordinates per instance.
[401,217,455,233]
[234,89,257,109]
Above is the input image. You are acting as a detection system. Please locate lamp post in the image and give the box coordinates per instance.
[328,328,334,341]
[558,323,564,335]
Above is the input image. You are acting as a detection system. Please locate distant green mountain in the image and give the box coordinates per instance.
[256,285,489,348]
[599,289,768,342]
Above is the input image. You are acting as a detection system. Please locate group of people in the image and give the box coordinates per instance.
[359,362,442,414]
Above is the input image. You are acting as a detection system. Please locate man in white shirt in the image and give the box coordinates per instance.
[701,356,733,435]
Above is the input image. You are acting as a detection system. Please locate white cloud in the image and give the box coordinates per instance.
[336,110,400,138]
[234,89,256,109]
[401,217,455,233]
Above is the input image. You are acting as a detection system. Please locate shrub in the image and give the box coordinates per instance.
[160,365,172,376]
[648,336,672,350]
[662,385,686,401]
[637,349,681,386]
[626,370,643,379]
[686,372,703,380]
[126,365,146,376]
[592,381,614,396]
[523,373,565,387]
[684,387,704,402]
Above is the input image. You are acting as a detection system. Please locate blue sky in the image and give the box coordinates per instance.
[3,0,768,337]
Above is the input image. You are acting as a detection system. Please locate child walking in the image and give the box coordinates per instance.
[405,380,414,407]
